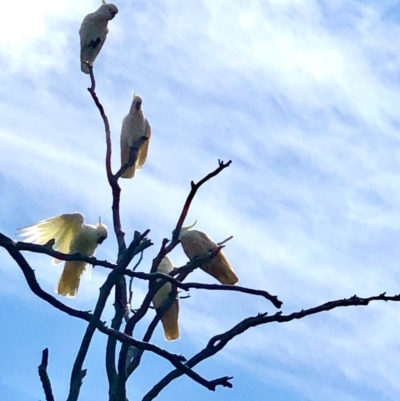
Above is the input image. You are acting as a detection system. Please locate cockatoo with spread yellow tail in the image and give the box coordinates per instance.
[79,1,118,74]
[120,94,152,179]
[152,256,179,341]
[18,213,108,298]
[177,222,239,285]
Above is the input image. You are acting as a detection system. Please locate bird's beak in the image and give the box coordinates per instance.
[135,101,142,111]
[98,237,106,245]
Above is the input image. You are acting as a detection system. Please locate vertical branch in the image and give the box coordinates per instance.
[87,65,126,254]
[38,348,55,401]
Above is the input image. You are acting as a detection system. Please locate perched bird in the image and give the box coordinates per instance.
[18,213,108,298]
[79,1,118,74]
[177,222,238,285]
[152,256,179,341]
[120,94,151,179]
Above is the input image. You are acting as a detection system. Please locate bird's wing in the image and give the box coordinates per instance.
[180,230,215,262]
[136,119,151,169]
[18,213,84,263]
[79,14,92,48]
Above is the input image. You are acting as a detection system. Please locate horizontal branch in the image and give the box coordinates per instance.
[179,282,282,308]
[142,291,400,400]
[15,240,117,269]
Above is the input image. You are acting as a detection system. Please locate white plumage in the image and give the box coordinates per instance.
[152,256,179,341]
[18,213,108,297]
[178,222,238,285]
[120,94,152,179]
[79,2,118,74]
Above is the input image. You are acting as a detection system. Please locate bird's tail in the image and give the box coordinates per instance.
[204,254,239,285]
[120,145,136,178]
[56,261,86,298]
[81,62,91,74]
[160,301,180,341]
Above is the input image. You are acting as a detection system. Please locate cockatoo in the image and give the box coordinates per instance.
[120,94,152,179]
[177,222,239,285]
[79,1,118,74]
[152,256,179,341]
[18,213,108,298]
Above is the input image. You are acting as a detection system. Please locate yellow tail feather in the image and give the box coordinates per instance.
[56,261,86,298]
[121,145,136,178]
[160,302,180,341]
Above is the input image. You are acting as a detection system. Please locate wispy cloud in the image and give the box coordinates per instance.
[1,0,400,400]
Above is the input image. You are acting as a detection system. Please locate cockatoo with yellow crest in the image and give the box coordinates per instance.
[18,213,108,298]
[177,222,238,285]
[152,256,179,341]
[79,1,118,74]
[120,94,152,179]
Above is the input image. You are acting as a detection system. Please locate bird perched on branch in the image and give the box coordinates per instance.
[120,94,152,178]
[18,213,108,298]
[152,256,180,341]
[177,221,239,285]
[79,1,118,74]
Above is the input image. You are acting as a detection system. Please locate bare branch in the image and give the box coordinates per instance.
[217,236,233,246]
[87,65,125,254]
[16,240,116,269]
[150,160,232,273]
[128,250,144,307]
[38,348,55,401]
[0,234,92,320]
[67,230,150,401]
[142,292,400,400]
[179,282,282,308]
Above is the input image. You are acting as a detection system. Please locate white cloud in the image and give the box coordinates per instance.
[1,0,400,400]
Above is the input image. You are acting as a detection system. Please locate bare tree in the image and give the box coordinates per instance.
[1,65,400,401]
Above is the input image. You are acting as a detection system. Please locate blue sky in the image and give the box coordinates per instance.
[1,0,400,400]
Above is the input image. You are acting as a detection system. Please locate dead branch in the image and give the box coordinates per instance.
[66,230,150,401]
[179,282,282,308]
[87,64,125,254]
[141,292,400,400]
[38,348,55,401]
[150,159,232,274]
[15,240,116,269]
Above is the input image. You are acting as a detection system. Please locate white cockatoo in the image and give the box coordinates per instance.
[152,256,179,341]
[18,213,108,298]
[177,222,239,285]
[79,1,118,74]
[120,94,151,179]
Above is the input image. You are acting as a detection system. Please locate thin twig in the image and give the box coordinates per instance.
[217,236,233,246]
[38,348,55,401]
[129,250,144,307]
[179,283,282,308]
